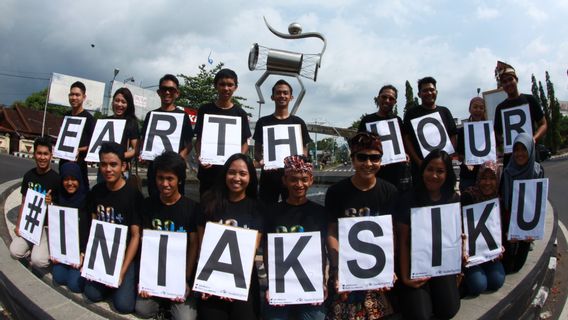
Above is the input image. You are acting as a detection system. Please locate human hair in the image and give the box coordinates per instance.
[159,74,179,88]
[271,79,293,95]
[112,87,137,119]
[213,68,238,86]
[152,151,187,183]
[202,153,258,218]
[34,136,52,152]
[348,132,383,155]
[373,84,398,106]
[415,149,456,202]
[417,76,437,91]
[70,81,86,94]
[99,142,126,163]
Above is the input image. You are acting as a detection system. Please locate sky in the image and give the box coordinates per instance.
[1,0,567,128]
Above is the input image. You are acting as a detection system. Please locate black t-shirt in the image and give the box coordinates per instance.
[107,115,140,151]
[194,102,251,144]
[493,93,544,136]
[86,182,143,242]
[142,195,198,233]
[198,197,263,231]
[359,113,407,187]
[141,107,194,153]
[21,168,60,201]
[394,189,460,226]
[253,114,312,147]
[403,105,457,160]
[325,177,397,223]
[264,200,327,235]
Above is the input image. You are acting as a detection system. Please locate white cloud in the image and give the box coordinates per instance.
[476,5,500,20]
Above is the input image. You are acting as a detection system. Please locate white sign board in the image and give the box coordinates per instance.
[85,119,127,162]
[48,73,106,111]
[139,230,187,299]
[508,178,549,240]
[262,124,303,170]
[411,203,461,278]
[366,119,406,165]
[54,116,86,161]
[18,189,47,246]
[200,115,242,165]
[500,104,533,154]
[140,112,185,161]
[82,220,128,288]
[411,112,455,158]
[193,223,258,301]
[464,121,497,165]
[48,205,81,266]
[267,232,324,305]
[483,88,507,125]
[338,216,395,292]
[462,199,502,267]
[110,81,162,120]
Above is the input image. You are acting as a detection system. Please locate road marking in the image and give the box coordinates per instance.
[557,220,568,320]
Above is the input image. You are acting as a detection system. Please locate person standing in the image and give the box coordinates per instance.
[253,80,312,203]
[456,97,487,192]
[493,62,547,166]
[140,74,194,198]
[403,77,457,183]
[59,81,95,188]
[194,69,251,199]
[359,84,409,190]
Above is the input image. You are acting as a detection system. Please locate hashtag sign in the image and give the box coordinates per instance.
[25,195,43,233]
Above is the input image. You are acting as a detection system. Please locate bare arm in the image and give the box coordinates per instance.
[241,141,249,155]
[533,117,548,142]
[120,225,141,284]
[124,138,138,160]
[403,134,422,167]
[187,232,199,284]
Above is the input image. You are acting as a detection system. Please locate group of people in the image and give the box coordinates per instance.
[8,62,547,320]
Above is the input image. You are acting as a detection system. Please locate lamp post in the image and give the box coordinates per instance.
[104,68,120,115]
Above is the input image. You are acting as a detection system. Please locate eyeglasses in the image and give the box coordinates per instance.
[159,86,178,93]
[355,153,382,163]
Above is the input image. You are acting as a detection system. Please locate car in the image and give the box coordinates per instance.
[536,144,552,162]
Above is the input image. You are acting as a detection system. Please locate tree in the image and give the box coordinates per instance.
[307,137,338,164]
[545,71,561,153]
[14,88,68,116]
[177,63,250,113]
[404,80,417,117]
[538,81,551,147]
[349,114,366,130]
[531,74,541,107]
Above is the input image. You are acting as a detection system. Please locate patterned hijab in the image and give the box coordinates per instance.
[463,160,499,202]
[502,133,543,210]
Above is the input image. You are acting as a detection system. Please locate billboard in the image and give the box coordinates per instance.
[48,73,106,111]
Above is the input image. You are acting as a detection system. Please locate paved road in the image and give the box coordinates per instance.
[540,157,568,319]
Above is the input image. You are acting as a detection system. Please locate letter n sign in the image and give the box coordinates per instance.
[81,220,128,288]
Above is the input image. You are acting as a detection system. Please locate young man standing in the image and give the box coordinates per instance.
[59,81,95,188]
[253,79,312,203]
[358,84,408,190]
[403,77,457,182]
[135,151,199,319]
[83,142,143,314]
[140,74,194,198]
[10,137,60,269]
[194,68,251,198]
[263,155,327,319]
[493,62,547,165]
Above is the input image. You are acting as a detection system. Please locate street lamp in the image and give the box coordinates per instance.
[104,68,120,115]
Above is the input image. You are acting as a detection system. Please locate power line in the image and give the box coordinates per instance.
[0,72,49,81]
[0,69,51,76]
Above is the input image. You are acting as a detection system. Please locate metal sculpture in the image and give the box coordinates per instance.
[248,17,327,115]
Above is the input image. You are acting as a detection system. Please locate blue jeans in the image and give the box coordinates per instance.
[52,263,85,293]
[264,304,326,320]
[83,261,138,314]
[464,260,505,296]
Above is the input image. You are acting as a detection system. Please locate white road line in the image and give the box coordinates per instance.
[557,220,568,320]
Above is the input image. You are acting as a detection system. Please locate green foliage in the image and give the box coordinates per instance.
[15,88,68,116]
[177,63,250,113]
[545,71,561,153]
[349,114,366,130]
[531,74,541,107]
[404,80,417,116]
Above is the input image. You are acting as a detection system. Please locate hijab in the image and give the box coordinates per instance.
[59,162,88,209]
[463,160,499,203]
[502,133,544,210]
